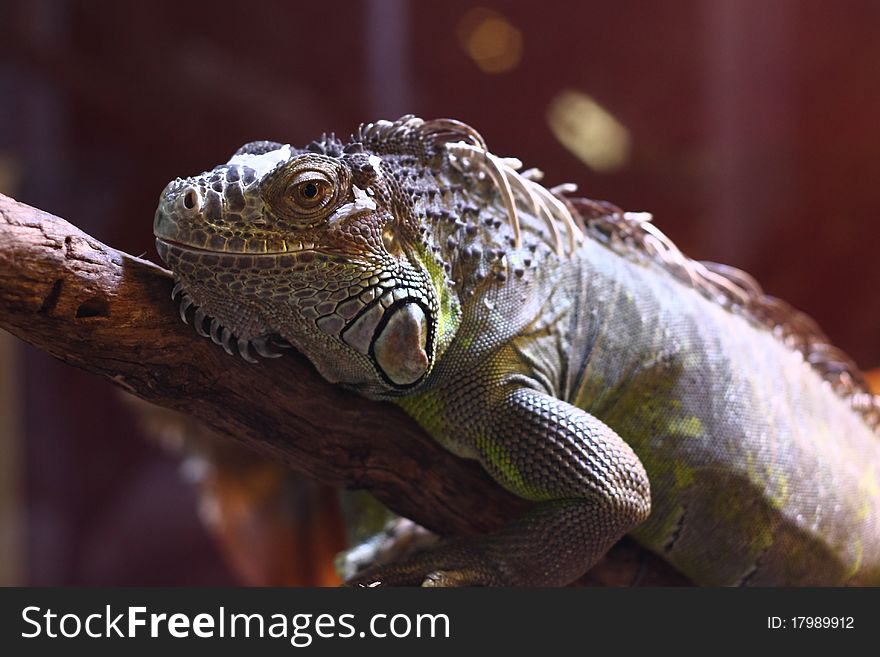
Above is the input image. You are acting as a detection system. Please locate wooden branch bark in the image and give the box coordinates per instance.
[0,193,689,586]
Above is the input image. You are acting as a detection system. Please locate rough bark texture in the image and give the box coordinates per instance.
[0,193,690,586]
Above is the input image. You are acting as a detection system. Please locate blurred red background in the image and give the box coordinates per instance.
[0,0,878,585]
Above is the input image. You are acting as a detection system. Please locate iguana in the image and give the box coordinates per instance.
[153,115,880,586]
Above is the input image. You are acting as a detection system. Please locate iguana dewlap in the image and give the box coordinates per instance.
[153,116,880,586]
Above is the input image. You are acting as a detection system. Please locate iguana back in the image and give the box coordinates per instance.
[484,235,880,585]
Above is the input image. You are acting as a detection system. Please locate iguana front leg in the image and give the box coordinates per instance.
[349,387,651,586]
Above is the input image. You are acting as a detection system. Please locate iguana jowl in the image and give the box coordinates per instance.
[153,116,880,586]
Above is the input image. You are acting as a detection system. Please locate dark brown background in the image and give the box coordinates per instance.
[0,0,877,584]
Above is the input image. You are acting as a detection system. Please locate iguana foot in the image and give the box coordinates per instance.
[337,517,439,582]
[345,538,504,587]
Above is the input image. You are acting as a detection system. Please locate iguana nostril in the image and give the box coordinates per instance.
[183,189,198,210]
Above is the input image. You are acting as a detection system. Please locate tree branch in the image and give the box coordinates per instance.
[0,193,689,586]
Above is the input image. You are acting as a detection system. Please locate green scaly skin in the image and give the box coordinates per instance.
[153,116,880,586]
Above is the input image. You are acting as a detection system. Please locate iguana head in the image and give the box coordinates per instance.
[154,118,464,396]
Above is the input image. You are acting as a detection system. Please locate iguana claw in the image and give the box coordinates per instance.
[344,539,503,587]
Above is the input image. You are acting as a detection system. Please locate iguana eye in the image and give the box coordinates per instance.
[289,174,332,210]
[263,154,351,225]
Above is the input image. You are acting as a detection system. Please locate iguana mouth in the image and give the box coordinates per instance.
[156,237,317,257]
[156,238,230,255]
